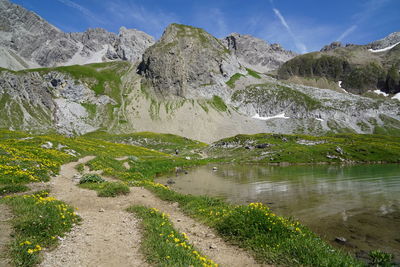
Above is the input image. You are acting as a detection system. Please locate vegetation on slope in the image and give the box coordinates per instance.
[2,129,400,266]
[129,206,218,267]
[1,191,80,266]
[208,133,400,164]
[83,131,207,156]
[278,52,400,94]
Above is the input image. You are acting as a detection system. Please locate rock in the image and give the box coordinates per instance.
[0,1,154,71]
[177,218,181,222]
[335,146,344,155]
[185,156,191,160]
[320,42,343,52]
[167,179,175,185]
[209,244,217,249]
[98,208,105,212]
[334,236,347,244]
[138,23,245,98]
[41,141,53,149]
[367,32,400,50]
[222,33,297,73]
[256,143,269,149]
[212,167,218,171]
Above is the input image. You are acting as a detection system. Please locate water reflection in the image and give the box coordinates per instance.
[157,163,400,260]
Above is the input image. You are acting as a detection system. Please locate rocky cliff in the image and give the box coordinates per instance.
[0,1,399,141]
[222,33,297,73]
[0,0,154,70]
[278,32,400,95]
[138,24,245,98]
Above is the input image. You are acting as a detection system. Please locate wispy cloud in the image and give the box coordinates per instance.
[55,0,104,25]
[336,0,391,41]
[193,8,228,38]
[337,25,357,41]
[272,8,307,53]
[105,1,177,38]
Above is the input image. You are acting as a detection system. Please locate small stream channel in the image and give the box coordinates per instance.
[157,163,400,261]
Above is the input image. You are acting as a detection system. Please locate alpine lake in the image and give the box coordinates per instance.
[157,163,400,261]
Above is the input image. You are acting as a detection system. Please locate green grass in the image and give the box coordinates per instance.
[135,182,362,266]
[77,174,130,197]
[0,191,80,266]
[246,68,261,79]
[79,173,105,184]
[129,206,218,267]
[97,182,130,197]
[0,184,29,196]
[207,95,228,112]
[79,181,130,197]
[226,73,245,88]
[1,129,400,266]
[208,133,400,164]
[83,131,207,156]
[231,83,321,112]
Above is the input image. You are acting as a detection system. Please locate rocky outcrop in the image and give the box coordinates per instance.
[320,42,344,52]
[0,0,154,70]
[279,31,400,95]
[222,33,297,73]
[0,66,118,135]
[367,32,400,50]
[138,24,245,98]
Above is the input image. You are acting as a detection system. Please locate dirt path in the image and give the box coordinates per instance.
[0,204,12,267]
[40,157,149,267]
[40,157,268,267]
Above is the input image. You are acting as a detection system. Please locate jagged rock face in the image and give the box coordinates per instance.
[138,24,245,98]
[0,0,154,70]
[222,33,297,73]
[368,32,400,50]
[0,68,117,135]
[320,42,343,52]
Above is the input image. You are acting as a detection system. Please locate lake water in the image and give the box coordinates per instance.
[157,163,400,261]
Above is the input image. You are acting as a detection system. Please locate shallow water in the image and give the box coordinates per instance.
[157,163,400,260]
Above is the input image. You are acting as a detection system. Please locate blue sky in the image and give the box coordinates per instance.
[12,0,400,53]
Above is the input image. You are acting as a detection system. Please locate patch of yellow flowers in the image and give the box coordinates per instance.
[248,202,303,235]
[19,241,42,254]
[150,208,218,267]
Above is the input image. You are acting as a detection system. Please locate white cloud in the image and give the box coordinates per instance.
[337,25,357,41]
[272,8,307,53]
[337,0,391,42]
[105,1,177,38]
[56,0,104,25]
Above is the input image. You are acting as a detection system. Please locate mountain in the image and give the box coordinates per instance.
[0,0,154,70]
[278,32,400,95]
[222,33,297,73]
[0,1,399,141]
[138,23,246,99]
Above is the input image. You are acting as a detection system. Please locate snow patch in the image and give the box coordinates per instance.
[315,118,324,122]
[368,42,400,53]
[392,92,400,101]
[252,113,290,121]
[373,90,389,97]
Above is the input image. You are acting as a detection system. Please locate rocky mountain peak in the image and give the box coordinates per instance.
[138,23,244,98]
[0,0,154,70]
[222,33,297,73]
[368,32,400,50]
[320,41,343,52]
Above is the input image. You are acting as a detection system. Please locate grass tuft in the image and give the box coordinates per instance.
[1,191,80,266]
[129,205,218,267]
[0,184,29,196]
